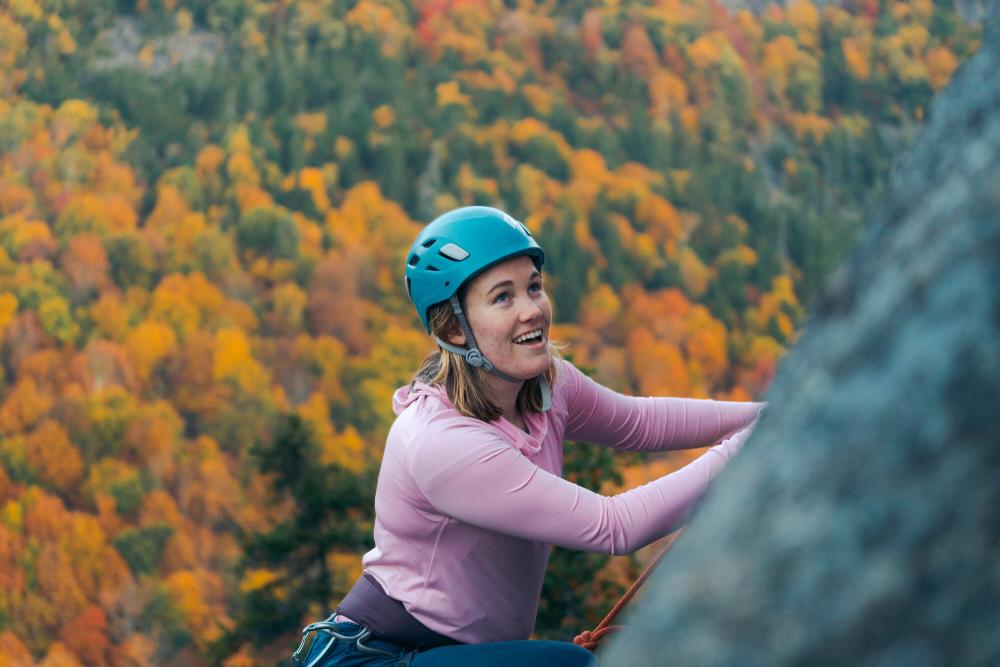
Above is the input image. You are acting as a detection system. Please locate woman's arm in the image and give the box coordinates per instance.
[409,421,756,555]
[560,359,765,452]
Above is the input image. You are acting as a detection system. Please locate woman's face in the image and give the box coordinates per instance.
[453,255,552,380]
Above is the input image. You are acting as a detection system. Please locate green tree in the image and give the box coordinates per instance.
[212,415,375,659]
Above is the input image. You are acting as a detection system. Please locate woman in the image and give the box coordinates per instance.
[294,206,764,667]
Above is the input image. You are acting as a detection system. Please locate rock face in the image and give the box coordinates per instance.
[601,28,1000,667]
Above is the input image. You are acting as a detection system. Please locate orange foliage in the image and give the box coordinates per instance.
[26,420,84,490]
[925,45,958,90]
[38,641,85,667]
[61,233,110,299]
[0,630,33,667]
[621,23,659,76]
[126,320,177,386]
[1,377,54,434]
[58,606,111,667]
[626,329,691,397]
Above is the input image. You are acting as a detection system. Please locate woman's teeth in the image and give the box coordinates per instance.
[514,329,543,344]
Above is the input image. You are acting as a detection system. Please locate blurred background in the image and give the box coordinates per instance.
[0,1,984,665]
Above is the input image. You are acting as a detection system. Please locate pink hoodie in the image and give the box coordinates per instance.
[361,358,763,644]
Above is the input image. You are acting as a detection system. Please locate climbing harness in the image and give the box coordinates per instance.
[572,530,682,653]
[291,615,417,667]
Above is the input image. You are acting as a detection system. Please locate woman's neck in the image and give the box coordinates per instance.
[481,373,524,426]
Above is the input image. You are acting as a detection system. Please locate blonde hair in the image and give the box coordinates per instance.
[413,299,561,421]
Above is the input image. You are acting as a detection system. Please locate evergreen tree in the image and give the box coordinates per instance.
[212,415,376,660]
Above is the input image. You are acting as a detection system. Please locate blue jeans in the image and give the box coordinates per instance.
[296,621,599,667]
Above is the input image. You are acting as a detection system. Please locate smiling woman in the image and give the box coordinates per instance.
[292,207,765,667]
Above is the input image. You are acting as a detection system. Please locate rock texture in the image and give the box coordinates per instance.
[601,27,1000,667]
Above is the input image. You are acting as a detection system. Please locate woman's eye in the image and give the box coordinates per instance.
[493,292,509,304]
[529,283,542,294]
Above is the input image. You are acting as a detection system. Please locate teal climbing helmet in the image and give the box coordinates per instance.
[405,206,545,333]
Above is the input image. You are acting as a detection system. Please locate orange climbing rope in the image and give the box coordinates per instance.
[572,530,682,653]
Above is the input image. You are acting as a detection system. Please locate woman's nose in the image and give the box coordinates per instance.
[519,299,544,321]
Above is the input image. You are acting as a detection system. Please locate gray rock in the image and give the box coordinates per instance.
[600,26,1000,667]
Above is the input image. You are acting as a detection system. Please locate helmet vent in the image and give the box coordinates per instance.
[407,254,420,267]
[421,238,437,248]
[426,265,439,272]
[438,243,469,261]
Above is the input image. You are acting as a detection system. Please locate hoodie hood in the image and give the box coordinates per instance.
[392,381,451,415]
[391,381,548,457]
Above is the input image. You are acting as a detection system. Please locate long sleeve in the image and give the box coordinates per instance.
[409,420,757,556]
[559,359,765,452]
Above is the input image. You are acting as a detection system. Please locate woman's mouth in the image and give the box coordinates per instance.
[513,329,545,347]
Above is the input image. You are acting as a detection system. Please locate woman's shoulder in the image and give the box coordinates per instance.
[550,356,589,397]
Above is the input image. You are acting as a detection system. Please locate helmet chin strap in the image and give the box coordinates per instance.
[435,296,551,411]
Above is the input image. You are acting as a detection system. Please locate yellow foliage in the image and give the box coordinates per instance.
[571,148,608,184]
[176,8,193,33]
[669,170,692,194]
[195,145,225,175]
[372,104,395,129]
[687,34,722,70]
[226,151,260,187]
[150,281,201,338]
[790,111,833,142]
[334,136,354,160]
[579,284,622,331]
[1,502,22,537]
[165,570,211,632]
[0,292,17,330]
[345,0,409,58]
[911,0,933,21]
[295,111,327,138]
[213,327,267,392]
[327,426,366,473]
[39,295,79,343]
[837,113,870,138]
[455,163,499,202]
[678,247,710,298]
[679,105,699,135]
[842,37,870,80]
[328,550,363,588]
[649,71,688,118]
[521,83,552,115]
[145,184,189,232]
[746,334,785,368]
[898,24,929,57]
[126,321,177,384]
[635,195,682,251]
[763,35,800,95]
[10,0,44,20]
[737,10,763,45]
[297,393,342,467]
[298,166,331,213]
[436,80,471,108]
[718,244,758,267]
[240,568,280,594]
[55,29,76,55]
[787,0,820,49]
[509,117,546,145]
[55,194,137,237]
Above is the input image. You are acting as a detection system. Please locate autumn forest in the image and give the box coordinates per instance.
[0,0,982,665]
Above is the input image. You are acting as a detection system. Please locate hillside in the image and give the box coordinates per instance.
[0,1,981,664]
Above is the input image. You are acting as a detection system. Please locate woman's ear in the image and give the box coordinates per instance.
[447,329,466,346]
